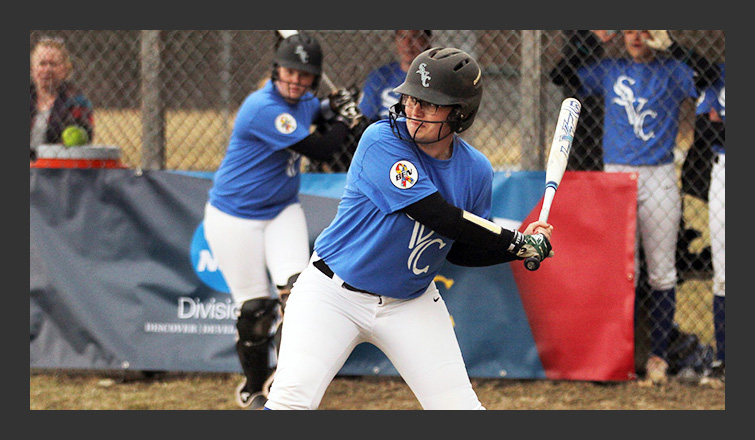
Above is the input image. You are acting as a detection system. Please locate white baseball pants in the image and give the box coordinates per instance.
[709,153,725,297]
[203,202,310,303]
[605,163,681,290]
[264,255,484,410]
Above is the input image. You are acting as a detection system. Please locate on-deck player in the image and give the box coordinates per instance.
[264,47,554,410]
[552,30,721,384]
[202,32,363,409]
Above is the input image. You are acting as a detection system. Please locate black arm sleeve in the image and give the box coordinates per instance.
[402,192,523,266]
[709,120,725,146]
[550,30,604,90]
[669,42,721,91]
[287,119,350,161]
[445,241,520,267]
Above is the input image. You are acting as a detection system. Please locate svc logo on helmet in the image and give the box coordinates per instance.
[416,63,431,87]
[295,45,308,63]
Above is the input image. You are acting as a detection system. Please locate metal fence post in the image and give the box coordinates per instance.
[520,30,543,170]
[140,30,165,170]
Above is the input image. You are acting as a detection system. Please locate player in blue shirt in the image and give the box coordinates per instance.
[359,30,432,123]
[264,48,553,410]
[697,63,725,380]
[552,30,721,384]
[203,32,364,409]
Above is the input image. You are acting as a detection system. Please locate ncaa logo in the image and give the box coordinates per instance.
[275,113,297,134]
[190,222,230,294]
[390,160,418,189]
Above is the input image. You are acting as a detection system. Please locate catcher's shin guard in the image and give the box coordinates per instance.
[235,298,281,395]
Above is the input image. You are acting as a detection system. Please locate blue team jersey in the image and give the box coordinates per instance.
[696,63,725,155]
[359,62,406,121]
[578,58,697,165]
[314,119,494,299]
[208,80,321,219]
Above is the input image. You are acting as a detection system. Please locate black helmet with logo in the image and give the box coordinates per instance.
[272,32,323,90]
[392,47,483,133]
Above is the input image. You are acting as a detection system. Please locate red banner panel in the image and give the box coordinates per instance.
[513,171,638,381]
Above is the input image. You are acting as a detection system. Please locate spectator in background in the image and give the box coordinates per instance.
[550,30,605,171]
[550,30,720,385]
[306,30,431,173]
[359,30,432,123]
[696,63,725,381]
[203,32,363,409]
[30,37,94,156]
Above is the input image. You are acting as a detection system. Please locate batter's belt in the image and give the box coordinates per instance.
[313,259,378,296]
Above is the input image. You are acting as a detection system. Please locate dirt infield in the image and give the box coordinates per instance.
[29,370,724,410]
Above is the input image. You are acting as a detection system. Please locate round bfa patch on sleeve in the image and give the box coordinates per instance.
[390,160,418,189]
[275,113,297,134]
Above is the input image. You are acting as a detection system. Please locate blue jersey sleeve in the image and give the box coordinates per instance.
[236,92,320,151]
[350,122,438,214]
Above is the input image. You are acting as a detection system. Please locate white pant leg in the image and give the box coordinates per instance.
[264,203,310,289]
[264,263,371,410]
[203,203,271,303]
[371,285,484,410]
[638,164,681,290]
[605,164,680,290]
[709,154,725,297]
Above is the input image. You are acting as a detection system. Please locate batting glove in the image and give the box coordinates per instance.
[644,30,673,51]
[329,89,364,129]
[515,233,554,261]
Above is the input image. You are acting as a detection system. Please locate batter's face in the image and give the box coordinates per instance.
[275,66,316,102]
[402,95,454,144]
[31,45,71,93]
[623,30,654,62]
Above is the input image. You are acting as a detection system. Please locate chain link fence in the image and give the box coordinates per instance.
[30,30,725,379]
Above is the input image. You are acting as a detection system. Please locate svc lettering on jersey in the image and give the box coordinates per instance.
[390,160,418,189]
[408,221,447,275]
[612,75,657,141]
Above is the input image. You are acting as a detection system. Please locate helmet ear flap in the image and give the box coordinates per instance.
[448,107,464,133]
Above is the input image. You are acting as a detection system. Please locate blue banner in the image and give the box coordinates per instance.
[31,168,636,380]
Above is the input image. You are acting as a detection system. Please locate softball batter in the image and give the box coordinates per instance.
[553,30,721,383]
[203,32,363,409]
[264,48,553,410]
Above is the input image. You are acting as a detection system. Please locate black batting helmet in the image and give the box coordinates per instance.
[272,32,323,90]
[392,47,483,133]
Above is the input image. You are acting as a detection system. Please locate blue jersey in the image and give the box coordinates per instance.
[578,58,698,165]
[696,63,725,155]
[314,119,494,299]
[208,81,321,219]
[359,62,406,122]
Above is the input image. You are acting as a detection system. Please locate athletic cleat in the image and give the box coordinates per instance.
[710,360,725,382]
[236,377,272,409]
[245,392,268,410]
[236,378,252,408]
[645,355,668,385]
